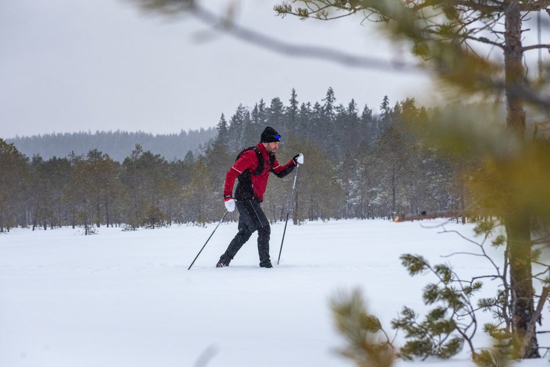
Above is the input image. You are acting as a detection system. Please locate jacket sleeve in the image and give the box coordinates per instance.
[271,157,296,178]
[224,150,257,198]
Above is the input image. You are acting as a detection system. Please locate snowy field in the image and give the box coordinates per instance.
[1,219,548,367]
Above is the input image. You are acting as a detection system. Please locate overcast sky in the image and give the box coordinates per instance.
[0,0,461,139]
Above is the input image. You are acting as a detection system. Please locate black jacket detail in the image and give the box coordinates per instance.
[270,164,295,178]
[234,147,276,201]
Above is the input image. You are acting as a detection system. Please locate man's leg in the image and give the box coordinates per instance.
[217,202,255,267]
[248,200,272,268]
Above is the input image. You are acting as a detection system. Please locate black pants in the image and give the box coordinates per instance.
[220,199,271,264]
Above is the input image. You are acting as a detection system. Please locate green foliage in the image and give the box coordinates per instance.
[474,220,497,238]
[0,139,29,232]
[331,289,395,367]
[62,150,121,233]
[391,306,462,360]
[5,89,547,239]
[473,348,513,367]
[434,264,452,284]
[185,157,215,225]
[145,204,167,229]
[4,90,481,229]
[400,254,428,275]
[474,330,516,367]
[477,287,514,346]
[483,323,513,342]
[422,283,439,304]
[267,137,343,222]
[439,337,463,359]
[272,0,550,361]
[491,235,506,248]
[463,281,483,296]
[393,254,482,360]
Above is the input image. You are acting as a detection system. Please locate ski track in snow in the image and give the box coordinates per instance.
[0,219,548,367]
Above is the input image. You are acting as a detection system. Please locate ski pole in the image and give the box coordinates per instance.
[277,164,299,265]
[188,211,229,270]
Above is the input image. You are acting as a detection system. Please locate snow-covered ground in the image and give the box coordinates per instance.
[1,220,548,367]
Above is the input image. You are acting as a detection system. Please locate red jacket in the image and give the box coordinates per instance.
[224,143,296,202]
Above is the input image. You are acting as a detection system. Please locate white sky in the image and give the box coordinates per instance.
[9,0,545,139]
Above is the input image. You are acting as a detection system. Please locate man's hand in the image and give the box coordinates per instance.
[224,197,236,212]
[293,153,304,165]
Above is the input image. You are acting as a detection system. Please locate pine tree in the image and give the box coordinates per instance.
[380,95,390,115]
[323,87,336,120]
[320,87,337,142]
[298,102,312,139]
[344,99,361,154]
[268,97,285,136]
[119,145,170,229]
[216,114,229,145]
[287,88,299,138]
[361,104,375,147]
[311,101,323,142]
[0,140,29,232]
[184,150,195,164]
[228,104,247,147]
[185,157,215,225]
[241,109,256,146]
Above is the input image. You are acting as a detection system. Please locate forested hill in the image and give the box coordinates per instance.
[7,128,217,161]
[0,87,508,232]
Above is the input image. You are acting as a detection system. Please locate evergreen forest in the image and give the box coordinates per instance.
[0,88,493,233]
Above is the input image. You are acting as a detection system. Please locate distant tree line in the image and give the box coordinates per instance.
[0,88,481,233]
[7,128,216,162]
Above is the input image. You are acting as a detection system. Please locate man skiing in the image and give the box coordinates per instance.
[217,126,304,268]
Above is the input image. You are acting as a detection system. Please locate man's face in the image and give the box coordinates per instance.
[265,142,279,154]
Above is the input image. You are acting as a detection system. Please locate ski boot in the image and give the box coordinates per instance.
[259,259,273,268]
[216,256,231,268]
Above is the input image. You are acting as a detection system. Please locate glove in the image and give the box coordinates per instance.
[293,153,304,165]
[224,197,236,212]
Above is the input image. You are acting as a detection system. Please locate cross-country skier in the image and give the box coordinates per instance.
[216,126,304,268]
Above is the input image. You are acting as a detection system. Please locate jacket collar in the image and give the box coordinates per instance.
[256,142,270,156]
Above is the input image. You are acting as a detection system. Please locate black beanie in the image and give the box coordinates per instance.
[260,126,281,143]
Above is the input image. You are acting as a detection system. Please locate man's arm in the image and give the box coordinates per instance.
[223,150,257,198]
[271,156,296,178]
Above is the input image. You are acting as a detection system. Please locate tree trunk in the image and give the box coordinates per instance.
[506,210,538,357]
[96,198,101,228]
[504,0,539,358]
[391,165,396,216]
[84,199,89,235]
[168,198,172,226]
[504,1,526,138]
[105,193,111,228]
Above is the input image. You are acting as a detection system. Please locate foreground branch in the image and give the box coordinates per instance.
[190,4,418,73]
[522,44,550,52]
